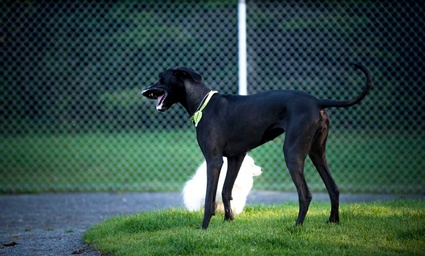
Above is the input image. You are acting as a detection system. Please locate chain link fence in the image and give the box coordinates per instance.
[1,1,424,194]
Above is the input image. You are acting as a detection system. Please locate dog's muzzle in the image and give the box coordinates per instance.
[141,88,168,111]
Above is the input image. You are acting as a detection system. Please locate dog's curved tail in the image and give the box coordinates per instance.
[318,63,372,109]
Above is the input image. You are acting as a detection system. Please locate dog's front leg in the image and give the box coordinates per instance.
[202,157,223,229]
[222,154,246,221]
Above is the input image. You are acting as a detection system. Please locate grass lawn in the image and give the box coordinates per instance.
[1,130,424,193]
[84,200,425,255]
[0,131,202,193]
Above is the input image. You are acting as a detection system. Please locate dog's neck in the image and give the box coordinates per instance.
[181,81,213,117]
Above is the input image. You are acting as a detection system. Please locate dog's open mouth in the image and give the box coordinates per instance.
[141,88,168,111]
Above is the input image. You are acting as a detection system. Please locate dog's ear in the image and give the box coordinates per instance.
[173,67,203,83]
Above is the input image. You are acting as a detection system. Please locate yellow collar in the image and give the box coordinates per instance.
[190,91,218,127]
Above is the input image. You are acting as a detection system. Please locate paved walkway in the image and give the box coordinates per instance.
[0,192,423,255]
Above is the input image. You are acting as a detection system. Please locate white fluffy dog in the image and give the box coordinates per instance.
[182,155,262,214]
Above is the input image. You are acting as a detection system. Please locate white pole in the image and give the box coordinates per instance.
[238,0,248,95]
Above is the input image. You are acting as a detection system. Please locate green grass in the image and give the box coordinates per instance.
[0,131,202,193]
[251,130,425,193]
[1,130,424,193]
[84,200,425,255]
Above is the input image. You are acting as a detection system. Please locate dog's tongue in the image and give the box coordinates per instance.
[156,94,165,108]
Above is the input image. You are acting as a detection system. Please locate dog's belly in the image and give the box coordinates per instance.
[222,127,284,156]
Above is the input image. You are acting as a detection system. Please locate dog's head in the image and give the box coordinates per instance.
[240,155,263,177]
[141,67,203,112]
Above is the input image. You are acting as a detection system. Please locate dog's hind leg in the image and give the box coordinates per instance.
[283,123,315,225]
[222,154,246,221]
[202,157,224,229]
[308,112,340,223]
[309,146,340,223]
[284,155,311,225]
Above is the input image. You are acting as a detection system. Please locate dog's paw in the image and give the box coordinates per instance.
[224,208,234,221]
[327,216,340,224]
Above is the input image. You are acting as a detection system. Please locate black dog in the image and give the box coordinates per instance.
[142,63,372,229]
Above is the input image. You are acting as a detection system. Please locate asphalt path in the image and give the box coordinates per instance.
[0,192,423,255]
